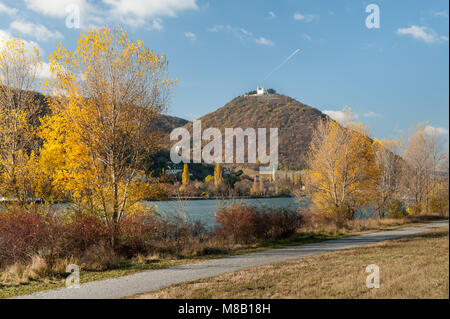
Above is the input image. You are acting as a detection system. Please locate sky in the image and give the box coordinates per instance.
[0,0,449,143]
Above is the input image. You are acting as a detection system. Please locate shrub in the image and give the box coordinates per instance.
[234,180,252,196]
[429,193,449,217]
[79,244,121,271]
[215,204,303,243]
[1,204,304,274]
[254,208,302,239]
[63,214,110,253]
[178,183,202,197]
[116,215,157,257]
[386,199,408,219]
[0,208,61,268]
[304,205,356,228]
[0,204,213,270]
[215,205,256,243]
[204,175,214,183]
[147,216,210,257]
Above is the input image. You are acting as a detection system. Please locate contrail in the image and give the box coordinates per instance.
[263,48,301,81]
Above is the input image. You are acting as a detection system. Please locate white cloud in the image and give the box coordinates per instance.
[184,31,196,43]
[38,62,52,79]
[440,35,449,42]
[25,0,197,29]
[24,0,102,29]
[208,25,274,46]
[103,0,198,26]
[0,29,42,53]
[424,125,449,136]
[255,36,274,46]
[239,28,252,37]
[150,18,163,31]
[364,43,384,53]
[303,32,312,42]
[0,1,17,16]
[103,0,198,18]
[0,30,50,79]
[25,0,89,18]
[268,11,276,19]
[363,111,383,119]
[432,11,448,18]
[293,12,317,22]
[323,109,358,125]
[208,25,226,32]
[0,29,12,50]
[396,25,441,43]
[10,21,63,42]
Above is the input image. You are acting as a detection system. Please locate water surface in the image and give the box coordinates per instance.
[144,197,309,227]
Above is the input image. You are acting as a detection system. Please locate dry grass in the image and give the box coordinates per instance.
[0,214,445,298]
[302,214,444,235]
[136,227,449,299]
[0,256,49,286]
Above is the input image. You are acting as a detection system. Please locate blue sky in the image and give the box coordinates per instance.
[0,0,448,142]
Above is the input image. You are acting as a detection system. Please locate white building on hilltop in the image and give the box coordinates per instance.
[243,86,270,97]
[256,86,266,95]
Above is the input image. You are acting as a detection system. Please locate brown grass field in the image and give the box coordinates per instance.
[135,227,449,299]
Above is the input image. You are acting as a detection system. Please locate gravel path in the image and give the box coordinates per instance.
[15,219,448,299]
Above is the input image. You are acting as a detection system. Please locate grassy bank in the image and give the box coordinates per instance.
[135,227,449,299]
[0,212,444,299]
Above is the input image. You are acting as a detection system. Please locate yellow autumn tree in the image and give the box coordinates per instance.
[39,27,175,241]
[0,38,43,204]
[181,163,190,186]
[214,162,223,187]
[250,176,259,195]
[305,119,379,220]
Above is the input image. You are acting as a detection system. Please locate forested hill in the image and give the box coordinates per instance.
[8,88,189,136]
[21,89,328,170]
[182,94,328,169]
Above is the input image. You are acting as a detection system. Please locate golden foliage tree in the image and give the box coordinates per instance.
[182,163,190,186]
[250,176,259,195]
[40,27,175,236]
[214,162,223,187]
[305,119,379,219]
[0,38,43,203]
[204,175,214,183]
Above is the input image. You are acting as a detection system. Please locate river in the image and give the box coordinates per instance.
[143,197,309,227]
[2,196,379,227]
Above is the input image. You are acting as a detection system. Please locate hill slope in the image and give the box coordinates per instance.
[153,113,188,134]
[23,90,188,135]
[183,94,328,169]
[12,89,325,171]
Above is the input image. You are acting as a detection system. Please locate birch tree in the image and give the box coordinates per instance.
[401,124,447,214]
[305,119,379,220]
[0,38,42,203]
[40,27,176,243]
[373,138,402,217]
